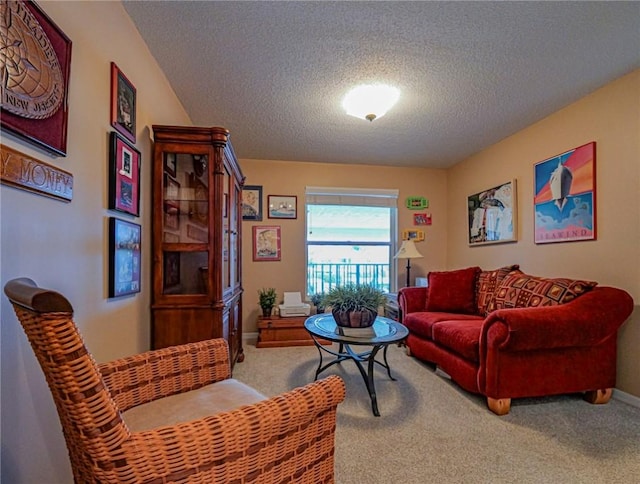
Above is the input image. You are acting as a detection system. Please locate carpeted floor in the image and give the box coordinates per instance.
[233,341,640,484]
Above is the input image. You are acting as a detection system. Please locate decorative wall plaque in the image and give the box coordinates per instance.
[0,144,73,201]
[0,1,73,156]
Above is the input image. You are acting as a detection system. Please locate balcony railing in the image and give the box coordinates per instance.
[307,262,390,295]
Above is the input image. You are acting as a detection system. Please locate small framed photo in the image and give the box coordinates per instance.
[163,252,180,289]
[108,217,141,298]
[188,173,208,226]
[413,213,432,225]
[252,225,281,261]
[164,201,179,230]
[242,185,262,221]
[405,196,428,210]
[110,62,136,143]
[268,195,297,219]
[402,229,425,242]
[164,153,177,177]
[164,174,180,200]
[109,131,141,216]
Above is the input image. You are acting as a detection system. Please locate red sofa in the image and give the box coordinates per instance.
[398,266,634,415]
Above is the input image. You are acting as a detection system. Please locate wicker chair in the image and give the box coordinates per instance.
[4,278,345,483]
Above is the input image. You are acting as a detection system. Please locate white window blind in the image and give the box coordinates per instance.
[305,186,399,208]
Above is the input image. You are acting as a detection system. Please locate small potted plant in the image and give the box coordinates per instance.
[310,292,325,314]
[322,283,387,328]
[258,287,277,317]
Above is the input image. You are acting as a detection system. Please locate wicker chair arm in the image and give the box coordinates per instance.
[114,375,346,483]
[99,338,231,411]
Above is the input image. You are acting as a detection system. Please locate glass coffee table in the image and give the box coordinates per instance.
[304,313,408,416]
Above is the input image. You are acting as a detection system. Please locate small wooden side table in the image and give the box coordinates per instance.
[257,315,331,348]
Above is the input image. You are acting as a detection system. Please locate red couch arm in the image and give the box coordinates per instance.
[480,286,634,353]
[398,286,428,315]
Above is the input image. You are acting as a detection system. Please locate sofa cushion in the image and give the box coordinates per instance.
[431,320,483,362]
[403,311,483,340]
[492,272,598,310]
[476,264,520,316]
[425,266,481,314]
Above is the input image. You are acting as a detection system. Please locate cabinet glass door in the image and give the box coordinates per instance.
[162,152,209,295]
[231,178,241,289]
[222,166,231,292]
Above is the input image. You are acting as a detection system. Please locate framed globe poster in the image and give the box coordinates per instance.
[0,1,73,156]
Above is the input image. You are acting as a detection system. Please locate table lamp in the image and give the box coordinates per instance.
[394,239,424,287]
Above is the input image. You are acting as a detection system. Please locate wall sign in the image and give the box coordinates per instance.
[405,196,428,209]
[0,143,73,201]
[0,1,73,156]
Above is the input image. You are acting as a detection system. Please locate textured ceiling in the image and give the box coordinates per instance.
[123,1,640,168]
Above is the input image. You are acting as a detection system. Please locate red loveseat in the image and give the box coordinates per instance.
[398,266,634,415]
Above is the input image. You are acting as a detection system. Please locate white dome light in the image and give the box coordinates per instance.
[342,84,400,122]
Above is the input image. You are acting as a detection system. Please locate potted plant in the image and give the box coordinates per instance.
[322,283,387,328]
[310,292,325,313]
[258,287,277,317]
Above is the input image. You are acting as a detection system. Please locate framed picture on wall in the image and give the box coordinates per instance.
[242,185,262,221]
[252,225,281,261]
[268,195,297,219]
[108,217,141,297]
[402,229,425,242]
[534,142,596,244]
[109,131,141,216]
[0,0,72,156]
[468,179,517,246]
[110,62,137,143]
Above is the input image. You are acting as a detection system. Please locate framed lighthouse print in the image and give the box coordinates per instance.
[534,142,596,244]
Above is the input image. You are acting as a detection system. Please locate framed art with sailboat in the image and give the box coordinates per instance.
[534,142,596,244]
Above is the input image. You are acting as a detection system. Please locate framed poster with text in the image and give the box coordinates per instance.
[534,142,596,244]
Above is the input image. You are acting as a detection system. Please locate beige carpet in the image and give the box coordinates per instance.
[233,342,640,484]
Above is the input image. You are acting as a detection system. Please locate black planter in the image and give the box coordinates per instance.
[262,307,272,317]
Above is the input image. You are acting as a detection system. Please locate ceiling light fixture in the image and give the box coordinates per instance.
[342,84,400,122]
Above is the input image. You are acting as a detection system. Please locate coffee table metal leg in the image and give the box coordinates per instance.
[311,338,324,381]
[366,345,383,416]
[382,345,397,381]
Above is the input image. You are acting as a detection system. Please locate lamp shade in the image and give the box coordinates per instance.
[394,240,423,260]
[342,84,400,122]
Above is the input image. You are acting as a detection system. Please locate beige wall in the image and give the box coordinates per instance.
[239,160,447,333]
[446,69,640,397]
[0,2,190,483]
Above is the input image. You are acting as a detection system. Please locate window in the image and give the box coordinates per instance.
[305,186,398,295]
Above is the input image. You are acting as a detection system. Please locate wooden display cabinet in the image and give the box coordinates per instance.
[151,125,245,366]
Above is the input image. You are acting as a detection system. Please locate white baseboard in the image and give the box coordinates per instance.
[613,388,640,408]
[243,332,258,345]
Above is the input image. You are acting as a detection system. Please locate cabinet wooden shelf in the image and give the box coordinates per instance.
[151,125,245,367]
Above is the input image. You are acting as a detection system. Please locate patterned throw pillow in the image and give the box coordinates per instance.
[476,264,520,316]
[492,272,597,310]
[425,266,481,314]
